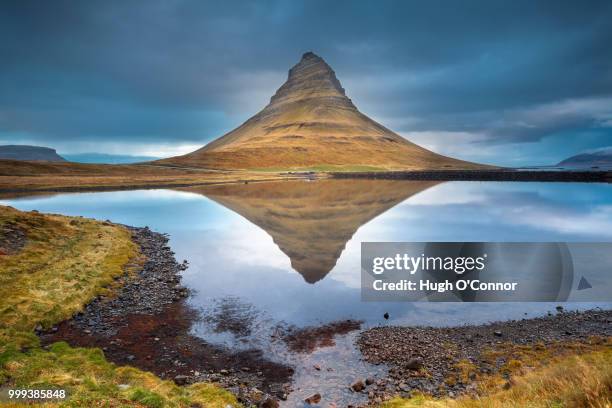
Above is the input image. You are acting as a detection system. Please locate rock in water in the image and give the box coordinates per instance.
[304,393,321,404]
[158,52,485,171]
[351,379,366,392]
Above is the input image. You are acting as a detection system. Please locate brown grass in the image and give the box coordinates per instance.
[0,159,304,193]
[0,205,139,331]
[382,340,612,408]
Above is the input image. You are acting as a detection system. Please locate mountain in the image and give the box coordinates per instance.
[0,145,66,162]
[558,148,612,168]
[63,153,160,164]
[159,52,486,171]
[180,179,438,283]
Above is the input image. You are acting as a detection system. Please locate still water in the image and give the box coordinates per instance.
[3,179,611,405]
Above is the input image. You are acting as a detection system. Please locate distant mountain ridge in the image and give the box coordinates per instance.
[0,145,66,162]
[558,148,612,167]
[159,52,487,171]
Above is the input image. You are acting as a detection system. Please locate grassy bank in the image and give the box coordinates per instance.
[382,340,612,408]
[249,164,387,172]
[0,205,239,407]
[0,159,304,194]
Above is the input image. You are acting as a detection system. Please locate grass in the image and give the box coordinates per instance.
[0,205,239,407]
[0,159,305,193]
[0,205,139,331]
[248,164,388,172]
[381,340,612,408]
[0,340,239,407]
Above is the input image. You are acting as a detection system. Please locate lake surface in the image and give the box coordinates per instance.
[3,179,612,406]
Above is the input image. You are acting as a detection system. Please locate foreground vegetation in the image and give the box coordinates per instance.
[0,206,239,407]
[382,340,612,408]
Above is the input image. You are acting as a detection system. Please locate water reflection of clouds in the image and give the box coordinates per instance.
[2,183,612,328]
[214,216,293,271]
[329,182,612,289]
[355,182,612,242]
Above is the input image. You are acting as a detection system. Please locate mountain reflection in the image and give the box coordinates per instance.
[180,179,438,283]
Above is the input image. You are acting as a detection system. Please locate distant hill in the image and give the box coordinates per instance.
[63,153,160,164]
[0,145,66,162]
[159,52,487,171]
[558,148,612,168]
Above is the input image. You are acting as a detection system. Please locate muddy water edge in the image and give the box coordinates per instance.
[40,226,293,407]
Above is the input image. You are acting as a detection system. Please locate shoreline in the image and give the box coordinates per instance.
[357,309,612,405]
[40,222,612,407]
[3,158,612,196]
[330,169,612,182]
[6,208,608,407]
[41,225,292,407]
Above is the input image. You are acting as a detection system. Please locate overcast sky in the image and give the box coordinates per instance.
[1,0,611,166]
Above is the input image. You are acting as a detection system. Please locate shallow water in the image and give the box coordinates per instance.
[4,179,612,406]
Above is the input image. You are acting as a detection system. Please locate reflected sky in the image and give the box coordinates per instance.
[3,180,612,335]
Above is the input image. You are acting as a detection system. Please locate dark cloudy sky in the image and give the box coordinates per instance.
[1,0,611,166]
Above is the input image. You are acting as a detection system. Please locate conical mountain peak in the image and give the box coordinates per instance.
[267,51,351,108]
[160,52,487,171]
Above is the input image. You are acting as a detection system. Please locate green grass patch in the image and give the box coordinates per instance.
[0,205,240,407]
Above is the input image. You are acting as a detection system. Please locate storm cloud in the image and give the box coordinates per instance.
[1,0,611,164]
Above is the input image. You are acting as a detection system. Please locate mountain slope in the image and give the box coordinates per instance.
[159,52,487,171]
[0,145,66,162]
[558,148,612,168]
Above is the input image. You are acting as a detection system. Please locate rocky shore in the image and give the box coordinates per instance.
[356,309,612,404]
[41,225,292,407]
[62,226,189,336]
[331,169,612,182]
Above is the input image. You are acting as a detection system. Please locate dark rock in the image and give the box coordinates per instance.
[260,397,279,408]
[405,358,423,370]
[174,375,189,385]
[304,393,321,404]
[351,379,366,392]
[493,330,503,337]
